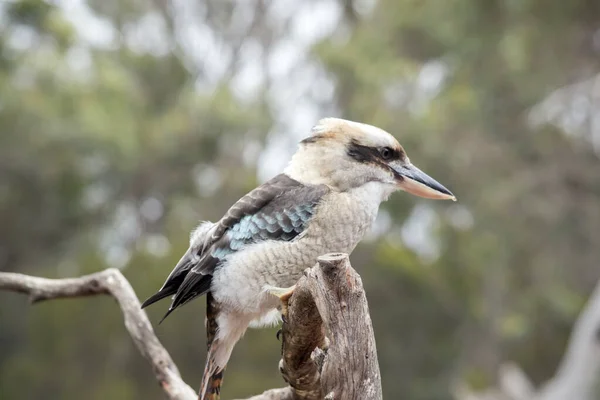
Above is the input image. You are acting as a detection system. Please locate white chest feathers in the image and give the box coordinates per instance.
[304,181,390,250]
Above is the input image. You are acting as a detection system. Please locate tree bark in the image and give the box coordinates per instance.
[304,253,382,400]
[233,253,383,400]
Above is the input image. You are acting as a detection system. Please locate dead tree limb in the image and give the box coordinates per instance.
[0,253,382,400]
[232,388,294,400]
[308,253,382,399]
[0,269,197,400]
[535,280,600,400]
[454,279,600,400]
[244,253,383,400]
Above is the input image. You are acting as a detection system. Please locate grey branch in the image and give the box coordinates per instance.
[535,280,600,400]
[454,278,600,400]
[0,269,197,400]
[1,254,383,400]
[238,253,382,400]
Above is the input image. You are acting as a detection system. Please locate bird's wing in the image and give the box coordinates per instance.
[170,174,329,310]
[143,173,330,320]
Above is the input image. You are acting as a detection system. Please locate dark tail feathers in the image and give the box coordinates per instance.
[140,286,177,309]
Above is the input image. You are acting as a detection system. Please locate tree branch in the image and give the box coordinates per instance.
[246,253,382,400]
[1,254,383,400]
[308,253,382,400]
[0,269,196,400]
[454,279,600,400]
[233,388,294,400]
[535,280,600,400]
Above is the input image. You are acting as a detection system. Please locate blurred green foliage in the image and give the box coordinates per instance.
[1,0,600,399]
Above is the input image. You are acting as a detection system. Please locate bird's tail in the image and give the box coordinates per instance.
[199,293,225,400]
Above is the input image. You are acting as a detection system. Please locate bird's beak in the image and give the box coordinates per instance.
[392,163,456,201]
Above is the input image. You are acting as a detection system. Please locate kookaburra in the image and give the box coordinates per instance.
[142,118,455,398]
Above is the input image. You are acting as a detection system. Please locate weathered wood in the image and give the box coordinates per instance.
[308,253,382,400]
[277,267,325,400]
[249,253,382,400]
[233,387,294,400]
[0,269,196,400]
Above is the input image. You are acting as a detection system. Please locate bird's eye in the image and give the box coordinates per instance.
[380,147,393,160]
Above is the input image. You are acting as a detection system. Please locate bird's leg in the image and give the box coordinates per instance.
[199,293,224,400]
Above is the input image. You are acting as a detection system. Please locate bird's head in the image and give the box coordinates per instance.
[285,118,455,201]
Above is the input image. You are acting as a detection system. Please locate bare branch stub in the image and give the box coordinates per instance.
[0,269,196,400]
[278,272,325,399]
[308,253,383,400]
[238,253,382,400]
[253,253,382,400]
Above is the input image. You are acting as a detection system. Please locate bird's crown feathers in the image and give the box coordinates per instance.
[306,117,401,151]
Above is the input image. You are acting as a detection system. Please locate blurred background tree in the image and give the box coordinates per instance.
[1,0,600,399]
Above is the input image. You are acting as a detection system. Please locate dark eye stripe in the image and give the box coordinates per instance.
[347,139,403,163]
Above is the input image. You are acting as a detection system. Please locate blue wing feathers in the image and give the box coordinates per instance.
[213,204,320,258]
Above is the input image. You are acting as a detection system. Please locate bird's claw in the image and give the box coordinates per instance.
[276,328,282,341]
[265,285,296,302]
[266,285,295,326]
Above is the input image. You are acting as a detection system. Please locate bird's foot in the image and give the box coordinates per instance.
[276,328,282,341]
[265,284,296,302]
[265,285,296,324]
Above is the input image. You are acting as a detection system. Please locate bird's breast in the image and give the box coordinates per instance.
[302,188,380,251]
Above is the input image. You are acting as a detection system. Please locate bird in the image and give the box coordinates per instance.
[141,117,455,399]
